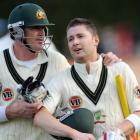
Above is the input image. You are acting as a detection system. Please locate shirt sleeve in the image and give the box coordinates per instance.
[42,76,63,114]
[121,63,140,112]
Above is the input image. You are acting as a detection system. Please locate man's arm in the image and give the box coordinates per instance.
[34,107,95,140]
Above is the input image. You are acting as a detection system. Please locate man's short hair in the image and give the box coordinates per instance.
[66,18,98,35]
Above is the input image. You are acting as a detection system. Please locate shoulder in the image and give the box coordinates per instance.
[0,48,6,55]
[0,49,7,61]
[46,49,66,59]
[107,61,136,79]
[48,67,71,86]
[46,49,70,68]
[47,49,68,62]
[0,49,9,74]
[108,61,131,71]
[53,67,71,80]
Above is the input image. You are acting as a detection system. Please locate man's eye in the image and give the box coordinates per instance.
[78,35,83,38]
[68,38,73,42]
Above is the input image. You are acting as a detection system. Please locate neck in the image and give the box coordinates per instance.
[78,52,99,74]
[13,41,38,61]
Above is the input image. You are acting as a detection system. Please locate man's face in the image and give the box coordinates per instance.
[24,26,47,52]
[67,25,99,63]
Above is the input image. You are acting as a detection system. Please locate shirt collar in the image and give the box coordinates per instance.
[73,55,103,75]
[9,45,48,66]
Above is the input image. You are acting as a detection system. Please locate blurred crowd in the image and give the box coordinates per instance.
[98,23,140,82]
[99,23,140,58]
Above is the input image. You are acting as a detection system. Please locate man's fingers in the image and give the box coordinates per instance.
[25,102,43,109]
[102,52,122,66]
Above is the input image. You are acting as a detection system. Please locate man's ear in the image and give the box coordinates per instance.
[94,35,100,46]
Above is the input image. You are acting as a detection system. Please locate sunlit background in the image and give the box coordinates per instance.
[0,0,140,82]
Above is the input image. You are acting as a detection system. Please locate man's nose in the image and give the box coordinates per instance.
[73,38,79,46]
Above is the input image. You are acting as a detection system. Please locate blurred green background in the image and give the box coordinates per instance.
[0,0,140,81]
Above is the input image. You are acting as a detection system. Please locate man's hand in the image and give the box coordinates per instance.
[6,100,42,120]
[101,52,122,66]
[72,131,95,140]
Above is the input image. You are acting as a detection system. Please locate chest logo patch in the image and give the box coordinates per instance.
[94,110,106,124]
[2,88,13,101]
[69,96,82,109]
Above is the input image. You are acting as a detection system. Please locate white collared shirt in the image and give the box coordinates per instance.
[0,44,70,140]
[47,56,139,139]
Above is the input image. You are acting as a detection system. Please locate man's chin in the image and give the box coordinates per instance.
[30,47,44,53]
[74,56,86,63]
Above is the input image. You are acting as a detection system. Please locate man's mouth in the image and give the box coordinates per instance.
[74,48,82,53]
[36,39,44,44]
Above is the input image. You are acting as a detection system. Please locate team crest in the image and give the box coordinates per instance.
[36,10,46,20]
[69,96,82,109]
[133,86,140,98]
[94,110,106,124]
[2,88,14,101]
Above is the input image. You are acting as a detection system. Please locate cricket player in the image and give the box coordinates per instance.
[0,2,121,140]
[34,18,140,140]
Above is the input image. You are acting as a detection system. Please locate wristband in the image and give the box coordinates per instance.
[126,114,140,132]
[0,106,8,122]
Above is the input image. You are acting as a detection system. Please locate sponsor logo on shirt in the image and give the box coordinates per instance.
[2,88,13,101]
[133,86,140,98]
[69,96,82,109]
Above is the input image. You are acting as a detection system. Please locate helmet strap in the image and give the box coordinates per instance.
[23,39,36,53]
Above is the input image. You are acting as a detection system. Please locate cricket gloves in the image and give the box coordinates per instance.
[17,76,47,103]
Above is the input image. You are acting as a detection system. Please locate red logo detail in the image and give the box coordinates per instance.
[69,96,82,109]
[2,88,13,101]
[135,89,140,98]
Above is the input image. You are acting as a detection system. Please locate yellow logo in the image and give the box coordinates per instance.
[36,10,46,20]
